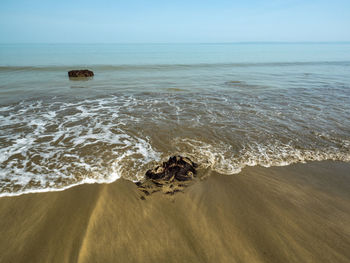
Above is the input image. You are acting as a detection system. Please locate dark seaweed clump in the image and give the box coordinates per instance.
[136,156,198,198]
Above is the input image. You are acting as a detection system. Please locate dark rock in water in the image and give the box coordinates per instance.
[137,156,198,198]
[145,156,198,182]
[68,69,94,78]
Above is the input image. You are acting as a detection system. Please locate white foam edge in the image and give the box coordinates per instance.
[0,170,122,198]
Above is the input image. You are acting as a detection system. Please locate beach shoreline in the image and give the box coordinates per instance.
[1,160,349,263]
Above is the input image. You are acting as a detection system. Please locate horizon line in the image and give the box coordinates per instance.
[1,41,350,45]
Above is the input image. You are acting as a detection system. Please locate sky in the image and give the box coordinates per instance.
[0,0,349,43]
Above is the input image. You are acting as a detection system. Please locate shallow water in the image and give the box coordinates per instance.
[0,43,349,196]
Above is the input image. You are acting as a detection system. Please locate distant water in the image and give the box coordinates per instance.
[0,43,350,196]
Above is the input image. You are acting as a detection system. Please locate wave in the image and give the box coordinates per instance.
[1,61,350,72]
[0,93,349,197]
[0,140,348,198]
[0,134,349,198]
[173,138,350,175]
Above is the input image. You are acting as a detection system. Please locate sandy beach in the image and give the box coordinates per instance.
[1,0,350,261]
[0,161,349,263]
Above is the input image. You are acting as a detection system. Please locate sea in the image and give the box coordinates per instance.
[0,43,349,196]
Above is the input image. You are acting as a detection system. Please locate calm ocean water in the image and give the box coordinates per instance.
[0,43,349,196]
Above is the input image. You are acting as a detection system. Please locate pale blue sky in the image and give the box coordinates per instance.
[0,0,349,43]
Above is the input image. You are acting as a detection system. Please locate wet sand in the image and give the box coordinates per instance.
[0,161,349,263]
